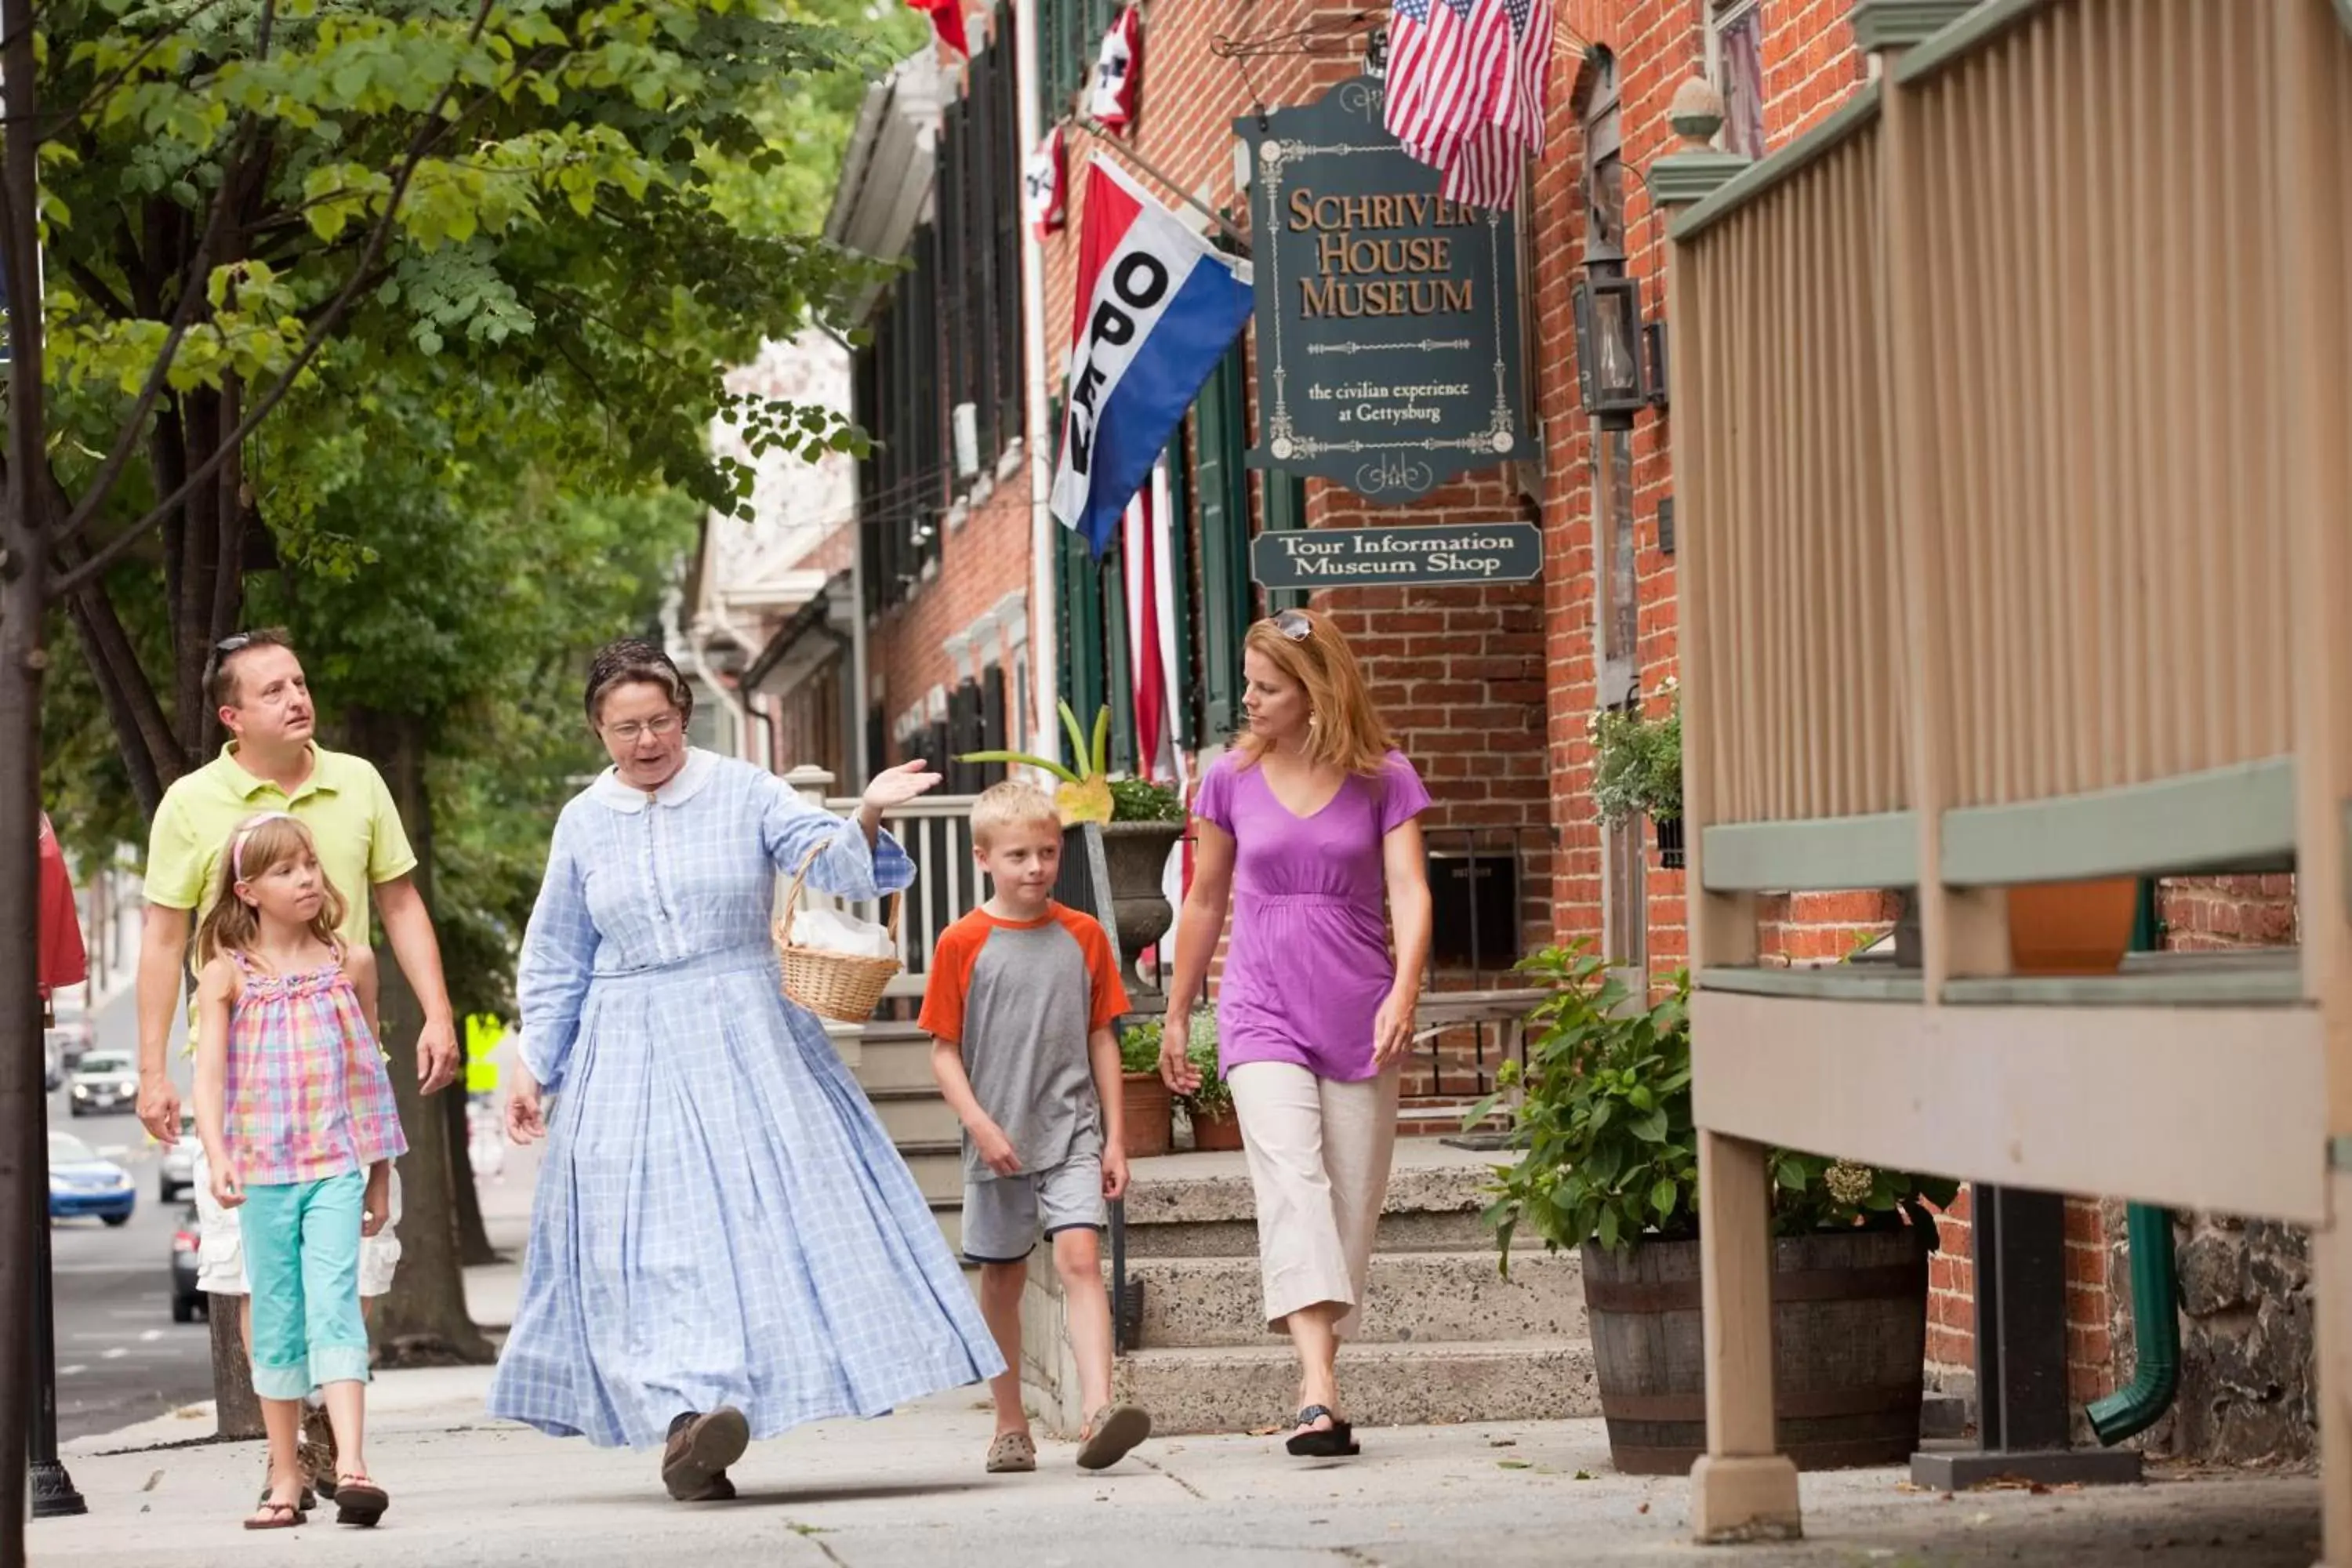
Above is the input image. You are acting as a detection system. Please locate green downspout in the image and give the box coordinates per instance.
[2084,877,2181,1445]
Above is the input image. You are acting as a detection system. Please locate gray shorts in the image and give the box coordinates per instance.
[961,1152,1108,1264]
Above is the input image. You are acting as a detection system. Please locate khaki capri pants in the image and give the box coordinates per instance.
[1228,1061,1401,1338]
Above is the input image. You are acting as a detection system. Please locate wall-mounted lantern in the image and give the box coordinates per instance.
[1571,271,1648,430]
[1644,320,1669,410]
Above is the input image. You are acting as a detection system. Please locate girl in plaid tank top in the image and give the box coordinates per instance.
[192,812,407,1530]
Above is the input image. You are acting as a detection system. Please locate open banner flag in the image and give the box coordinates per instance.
[1051,158,1252,557]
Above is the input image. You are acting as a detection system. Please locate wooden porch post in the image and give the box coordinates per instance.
[2276,2,2352,1556]
[1653,77,1798,1544]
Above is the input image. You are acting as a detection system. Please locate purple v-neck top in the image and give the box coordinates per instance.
[1193,748,1431,1082]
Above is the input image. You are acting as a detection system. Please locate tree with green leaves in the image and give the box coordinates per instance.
[1,0,901,1535]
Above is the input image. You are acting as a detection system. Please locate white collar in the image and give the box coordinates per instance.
[586,748,720,814]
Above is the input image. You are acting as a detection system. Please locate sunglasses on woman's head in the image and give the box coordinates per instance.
[1270,610,1313,642]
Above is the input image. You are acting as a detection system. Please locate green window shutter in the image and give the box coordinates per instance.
[1058,527,1108,760]
[1194,346,1252,742]
[1101,544,1135,774]
[1163,434,1197,752]
[1260,470,1308,612]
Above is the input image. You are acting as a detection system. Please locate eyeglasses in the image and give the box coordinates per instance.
[604,713,682,743]
[1269,610,1313,642]
[213,633,256,655]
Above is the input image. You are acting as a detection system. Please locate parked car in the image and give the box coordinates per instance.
[47,1002,95,1068]
[42,1033,62,1093]
[169,1202,205,1323]
[67,1051,137,1116]
[159,1112,198,1201]
[48,1131,134,1225]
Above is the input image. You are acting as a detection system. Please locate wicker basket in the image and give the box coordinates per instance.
[771,842,903,1022]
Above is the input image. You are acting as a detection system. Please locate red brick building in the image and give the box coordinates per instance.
[823,0,2312,1459]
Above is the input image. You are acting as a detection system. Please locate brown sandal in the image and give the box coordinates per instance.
[985,1430,1037,1473]
[244,1499,303,1531]
[333,1472,390,1527]
[1076,1404,1152,1470]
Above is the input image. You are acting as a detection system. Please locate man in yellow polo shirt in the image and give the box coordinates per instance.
[133,628,460,1503]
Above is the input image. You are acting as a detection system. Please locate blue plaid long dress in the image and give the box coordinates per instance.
[487,750,1001,1449]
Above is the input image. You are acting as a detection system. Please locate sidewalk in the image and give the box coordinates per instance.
[37,1112,2324,1566]
[32,1361,2321,1568]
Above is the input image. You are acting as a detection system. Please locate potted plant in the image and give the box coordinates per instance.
[962,702,1187,960]
[1588,680,1682,867]
[1116,1018,1174,1159]
[1472,942,1958,1475]
[1175,1014,1240,1151]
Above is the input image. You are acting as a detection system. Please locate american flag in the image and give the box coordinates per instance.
[1385,0,1557,210]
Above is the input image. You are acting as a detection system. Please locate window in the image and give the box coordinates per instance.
[1037,0,1118,132]
[856,20,1026,618]
[1707,2,1767,161]
[935,18,1028,476]
[854,224,946,618]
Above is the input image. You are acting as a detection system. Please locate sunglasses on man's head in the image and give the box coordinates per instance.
[1269,610,1313,642]
[213,633,256,656]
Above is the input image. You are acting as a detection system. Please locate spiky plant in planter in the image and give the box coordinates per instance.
[960,702,1180,825]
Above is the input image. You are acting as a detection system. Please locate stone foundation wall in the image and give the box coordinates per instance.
[2137,1214,2319,1465]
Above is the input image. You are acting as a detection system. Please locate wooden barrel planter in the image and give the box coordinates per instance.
[1581,1226,1929,1475]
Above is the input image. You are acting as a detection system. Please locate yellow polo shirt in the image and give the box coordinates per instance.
[143,742,419,949]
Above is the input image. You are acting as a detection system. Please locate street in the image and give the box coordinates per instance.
[48,984,212,1444]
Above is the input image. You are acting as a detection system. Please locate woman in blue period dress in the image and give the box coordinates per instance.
[490,640,1001,1501]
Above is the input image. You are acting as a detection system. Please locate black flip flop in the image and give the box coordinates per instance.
[1283,1405,1359,1457]
[333,1475,390,1527]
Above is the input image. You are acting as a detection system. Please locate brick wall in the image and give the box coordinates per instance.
[1034,3,1555,1034]
[870,475,1033,760]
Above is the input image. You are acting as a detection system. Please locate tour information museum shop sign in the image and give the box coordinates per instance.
[1236,78,1529,504]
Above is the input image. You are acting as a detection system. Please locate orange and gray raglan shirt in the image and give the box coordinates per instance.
[918,902,1131,1183]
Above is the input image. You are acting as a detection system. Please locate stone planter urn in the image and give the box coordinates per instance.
[1096,819,1185,964]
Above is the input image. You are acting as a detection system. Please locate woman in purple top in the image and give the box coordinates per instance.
[1159,608,1433,1457]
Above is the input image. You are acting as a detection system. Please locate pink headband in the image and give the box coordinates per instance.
[231,812,296,883]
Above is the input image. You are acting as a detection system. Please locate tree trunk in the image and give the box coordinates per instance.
[446,1069,499,1266]
[206,1296,263,1439]
[174,387,222,760]
[348,707,492,1364]
[56,563,182,815]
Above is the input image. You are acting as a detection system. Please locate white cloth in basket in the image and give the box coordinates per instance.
[789,905,897,960]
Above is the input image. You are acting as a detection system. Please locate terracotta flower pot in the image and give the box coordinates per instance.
[1121,1070,1172,1158]
[2005,877,2138,975]
[1189,1104,1244,1152]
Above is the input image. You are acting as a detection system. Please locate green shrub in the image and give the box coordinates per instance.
[1473,942,1958,1272]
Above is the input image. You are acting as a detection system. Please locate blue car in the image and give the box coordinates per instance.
[49,1130,135,1225]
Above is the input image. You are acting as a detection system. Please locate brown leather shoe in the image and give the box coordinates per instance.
[661,1407,750,1501]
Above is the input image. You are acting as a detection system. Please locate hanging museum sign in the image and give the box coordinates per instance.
[1250,521,1543,590]
[1235,78,1527,503]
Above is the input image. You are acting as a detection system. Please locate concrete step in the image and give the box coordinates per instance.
[898,1140,964,1205]
[869,1086,960,1146]
[855,1029,939,1094]
[931,1199,964,1254]
[1123,1246,1584,1349]
[1109,1337,1600,1436]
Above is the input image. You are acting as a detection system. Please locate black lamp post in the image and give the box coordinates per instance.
[29,1139,86,1519]
[1570,270,1650,429]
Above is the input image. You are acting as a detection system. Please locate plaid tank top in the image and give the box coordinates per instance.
[222,949,408,1185]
